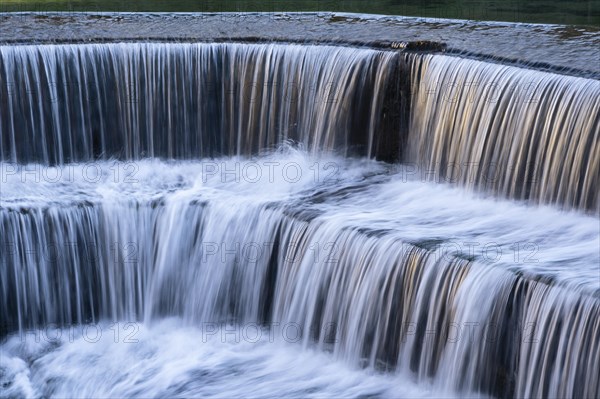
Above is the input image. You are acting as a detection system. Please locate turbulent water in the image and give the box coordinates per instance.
[1,318,452,399]
[0,41,599,398]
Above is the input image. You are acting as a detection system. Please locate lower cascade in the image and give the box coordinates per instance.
[0,41,599,399]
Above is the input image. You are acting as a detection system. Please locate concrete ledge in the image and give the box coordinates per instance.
[1,12,598,78]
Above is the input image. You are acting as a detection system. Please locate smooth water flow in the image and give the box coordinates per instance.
[0,43,399,163]
[1,42,598,210]
[0,42,598,399]
[407,54,600,212]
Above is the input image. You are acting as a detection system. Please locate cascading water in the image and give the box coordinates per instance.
[406,54,600,212]
[0,43,399,163]
[0,41,598,399]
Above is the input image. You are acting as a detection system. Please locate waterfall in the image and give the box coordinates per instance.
[0,43,399,163]
[1,42,597,209]
[1,41,598,398]
[406,53,600,212]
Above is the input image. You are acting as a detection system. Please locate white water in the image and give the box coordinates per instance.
[0,320,446,399]
[1,41,598,398]
[1,150,598,398]
[2,42,598,210]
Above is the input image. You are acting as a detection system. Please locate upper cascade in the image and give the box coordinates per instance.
[0,42,399,163]
[1,42,597,212]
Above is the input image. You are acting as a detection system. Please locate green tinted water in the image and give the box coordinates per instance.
[1,0,599,27]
